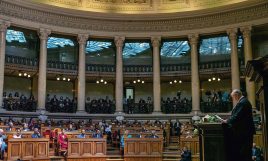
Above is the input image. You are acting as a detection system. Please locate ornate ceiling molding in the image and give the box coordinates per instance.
[28,0,258,14]
[0,0,268,35]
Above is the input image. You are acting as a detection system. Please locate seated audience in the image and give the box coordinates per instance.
[3,92,37,112]
[85,97,115,114]
[161,96,191,114]
[13,129,22,138]
[45,94,76,113]
[31,128,42,138]
[77,129,86,138]
[58,129,68,156]
[145,130,159,138]
[22,123,30,131]
[93,130,103,138]
[0,129,7,160]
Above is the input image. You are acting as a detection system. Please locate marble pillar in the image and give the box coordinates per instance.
[114,36,125,113]
[37,28,51,111]
[77,34,88,113]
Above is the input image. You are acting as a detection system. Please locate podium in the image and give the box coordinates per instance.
[197,123,226,161]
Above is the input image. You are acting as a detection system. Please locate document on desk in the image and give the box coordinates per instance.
[215,115,224,121]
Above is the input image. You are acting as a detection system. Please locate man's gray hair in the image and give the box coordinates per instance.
[232,89,242,96]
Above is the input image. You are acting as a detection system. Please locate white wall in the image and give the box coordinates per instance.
[161,82,192,100]
[4,76,32,97]
[47,80,74,99]
[86,83,114,100]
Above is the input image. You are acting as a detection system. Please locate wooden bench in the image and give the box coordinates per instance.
[124,138,163,161]
[7,138,49,161]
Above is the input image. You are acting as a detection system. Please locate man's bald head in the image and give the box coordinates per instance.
[231,89,243,103]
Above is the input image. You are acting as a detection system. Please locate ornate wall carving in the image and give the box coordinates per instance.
[29,0,253,13]
[0,0,267,35]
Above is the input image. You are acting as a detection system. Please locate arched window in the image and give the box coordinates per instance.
[5,27,39,59]
[47,35,77,63]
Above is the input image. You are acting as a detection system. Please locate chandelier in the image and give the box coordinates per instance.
[56,75,71,81]
[133,78,145,84]
[208,76,220,82]
[18,72,31,78]
[96,78,107,84]
[169,79,182,84]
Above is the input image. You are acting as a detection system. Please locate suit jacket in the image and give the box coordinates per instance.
[180,150,191,161]
[227,97,255,138]
[252,147,263,161]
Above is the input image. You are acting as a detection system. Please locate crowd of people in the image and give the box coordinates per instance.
[85,97,116,114]
[161,97,192,114]
[201,90,232,112]
[123,97,153,114]
[45,94,77,113]
[2,92,36,112]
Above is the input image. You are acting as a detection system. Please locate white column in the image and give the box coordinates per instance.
[0,21,10,109]
[37,28,51,111]
[114,36,125,113]
[188,34,200,113]
[227,28,240,90]
[241,26,256,108]
[77,34,88,113]
[151,36,161,113]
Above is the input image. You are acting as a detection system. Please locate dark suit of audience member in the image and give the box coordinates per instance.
[174,120,181,136]
[252,143,263,161]
[180,147,191,161]
[222,90,255,161]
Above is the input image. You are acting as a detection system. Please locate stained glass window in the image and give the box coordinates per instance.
[199,36,231,55]
[123,42,150,58]
[161,41,190,57]
[86,41,112,53]
[47,37,74,48]
[6,29,27,43]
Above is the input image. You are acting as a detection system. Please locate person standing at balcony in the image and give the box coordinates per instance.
[221,89,255,161]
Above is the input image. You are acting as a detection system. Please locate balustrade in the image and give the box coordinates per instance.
[5,55,244,73]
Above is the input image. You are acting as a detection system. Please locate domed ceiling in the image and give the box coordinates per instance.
[29,0,253,14]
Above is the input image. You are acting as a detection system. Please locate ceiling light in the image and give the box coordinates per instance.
[141,81,144,84]
[137,79,140,83]
[212,77,216,81]
[133,80,136,84]
[104,81,107,84]
[174,80,177,83]
[218,78,221,81]
[179,80,182,83]
[57,77,60,81]
[169,81,173,84]
[24,73,27,76]
[208,79,211,82]
[67,78,70,81]
[100,79,104,82]
[27,75,31,78]
[63,77,66,81]
[19,73,22,76]
[96,80,99,84]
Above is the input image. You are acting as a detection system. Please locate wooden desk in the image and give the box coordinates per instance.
[8,138,49,161]
[180,137,199,155]
[67,138,107,161]
[5,131,33,139]
[124,138,163,161]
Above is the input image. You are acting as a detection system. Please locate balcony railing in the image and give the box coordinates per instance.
[123,103,153,114]
[161,102,192,114]
[5,55,244,73]
[200,101,232,113]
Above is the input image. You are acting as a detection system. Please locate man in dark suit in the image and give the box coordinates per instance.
[222,89,255,161]
[180,146,191,161]
[252,142,263,161]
